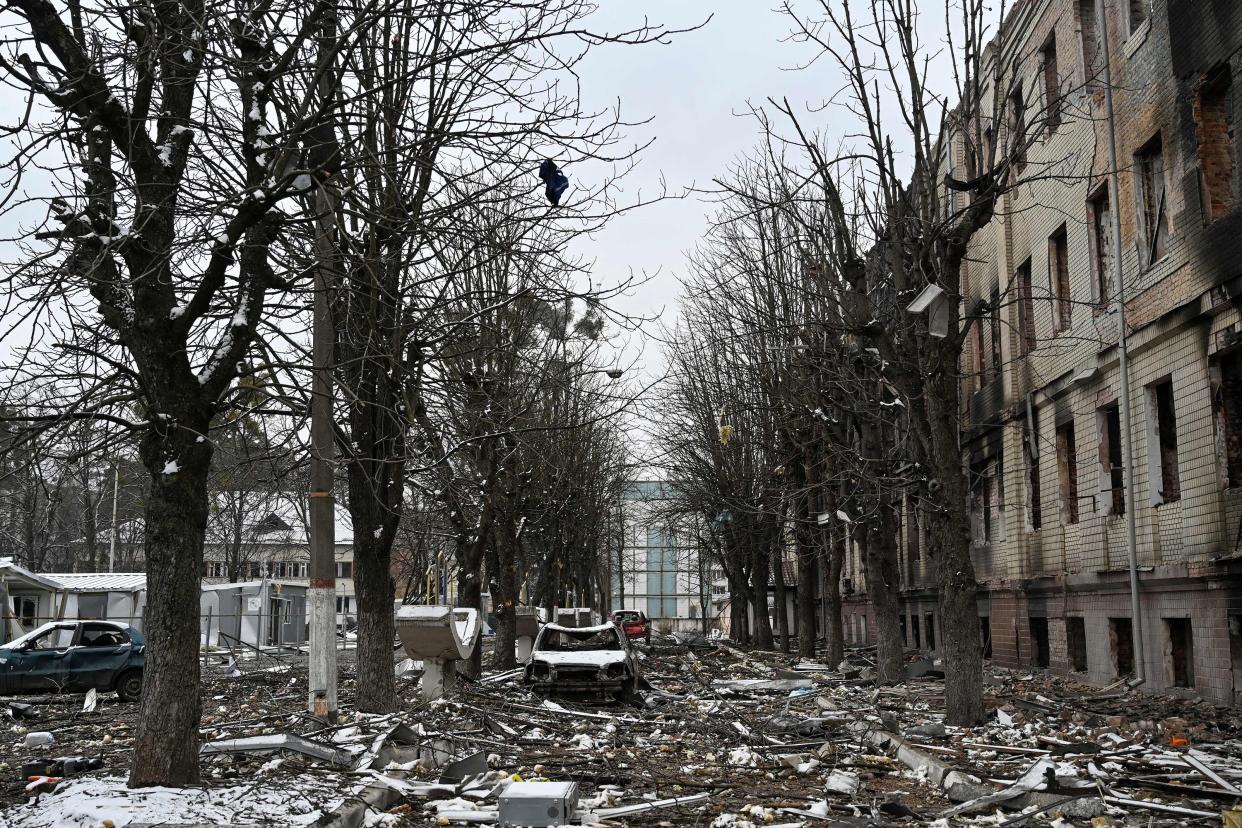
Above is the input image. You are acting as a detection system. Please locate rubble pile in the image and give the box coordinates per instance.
[2,636,1241,826]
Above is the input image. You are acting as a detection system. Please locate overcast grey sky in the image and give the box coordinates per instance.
[569,1,836,368]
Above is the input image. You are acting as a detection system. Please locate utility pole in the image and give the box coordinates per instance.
[307,7,340,721]
[108,463,119,573]
[1095,0,1145,686]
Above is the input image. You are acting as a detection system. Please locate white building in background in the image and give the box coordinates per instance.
[611,480,710,633]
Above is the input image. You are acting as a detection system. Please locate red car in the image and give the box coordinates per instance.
[611,610,651,644]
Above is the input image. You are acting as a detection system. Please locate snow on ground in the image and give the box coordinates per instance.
[4,774,343,828]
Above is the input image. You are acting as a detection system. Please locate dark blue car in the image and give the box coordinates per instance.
[0,620,144,701]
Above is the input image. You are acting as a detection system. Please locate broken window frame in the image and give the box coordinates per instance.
[1016,257,1036,355]
[1008,83,1028,174]
[1211,348,1242,489]
[1041,34,1061,133]
[1056,421,1080,524]
[1089,186,1115,305]
[1098,402,1126,516]
[1196,66,1235,224]
[1025,410,1043,531]
[1078,0,1100,82]
[1049,224,1072,333]
[1127,0,1149,36]
[1164,616,1195,688]
[1146,378,1181,504]
[1136,133,1169,267]
[1066,616,1088,672]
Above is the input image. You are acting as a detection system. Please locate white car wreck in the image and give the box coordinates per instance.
[523,622,640,701]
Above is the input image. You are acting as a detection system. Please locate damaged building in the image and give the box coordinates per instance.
[842,0,1242,705]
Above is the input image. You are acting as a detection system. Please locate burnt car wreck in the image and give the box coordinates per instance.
[0,621,145,701]
[523,622,639,702]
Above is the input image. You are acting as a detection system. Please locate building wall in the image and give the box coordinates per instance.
[613,481,710,630]
[850,0,1242,705]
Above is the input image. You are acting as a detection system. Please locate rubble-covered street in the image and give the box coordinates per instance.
[2,636,1241,827]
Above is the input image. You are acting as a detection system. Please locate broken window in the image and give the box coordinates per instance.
[1099,403,1126,515]
[1230,615,1242,705]
[1149,379,1181,502]
[1213,350,1242,488]
[11,596,36,628]
[1042,35,1061,132]
[1089,187,1115,303]
[1128,0,1148,34]
[971,458,1003,543]
[1109,617,1135,677]
[980,616,993,659]
[335,561,354,579]
[1066,617,1088,672]
[989,288,1003,380]
[1009,84,1028,174]
[1025,428,1042,531]
[1196,67,1235,223]
[1056,421,1080,524]
[1029,617,1050,668]
[1078,0,1100,80]
[1136,135,1169,265]
[1016,257,1035,355]
[1165,617,1195,688]
[925,612,936,651]
[972,317,986,390]
[1050,224,1072,332]
[911,614,922,649]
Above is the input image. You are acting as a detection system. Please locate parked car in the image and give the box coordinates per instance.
[610,610,651,644]
[0,621,144,701]
[524,622,640,701]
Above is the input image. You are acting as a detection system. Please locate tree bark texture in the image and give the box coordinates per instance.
[129,425,212,787]
[862,517,904,682]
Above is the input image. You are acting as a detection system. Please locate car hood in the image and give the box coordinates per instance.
[529,651,626,668]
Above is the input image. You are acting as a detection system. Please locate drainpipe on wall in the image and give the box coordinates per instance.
[1095,0,1146,687]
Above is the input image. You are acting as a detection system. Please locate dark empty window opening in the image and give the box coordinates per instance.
[1026,434,1042,531]
[1066,617,1088,672]
[1029,617,1051,668]
[925,613,936,651]
[989,288,1003,380]
[1078,0,1100,80]
[1229,615,1242,705]
[1017,258,1035,355]
[980,616,993,659]
[1212,350,1242,488]
[1152,379,1181,502]
[1109,617,1135,677]
[1100,404,1126,515]
[1057,422,1080,524]
[1090,187,1115,303]
[1042,35,1061,132]
[1165,617,1195,688]
[900,614,908,647]
[1009,84,1028,174]
[1196,67,1235,223]
[1050,224,1072,332]
[1136,135,1169,265]
[1128,0,1148,35]
[911,613,922,649]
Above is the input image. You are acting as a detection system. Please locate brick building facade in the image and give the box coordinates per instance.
[841,0,1242,705]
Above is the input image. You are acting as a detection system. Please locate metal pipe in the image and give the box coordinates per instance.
[1094,0,1146,685]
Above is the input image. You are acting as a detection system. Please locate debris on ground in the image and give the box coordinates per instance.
[1,636,1240,826]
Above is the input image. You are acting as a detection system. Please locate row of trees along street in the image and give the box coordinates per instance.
[653,0,1082,730]
[0,0,681,787]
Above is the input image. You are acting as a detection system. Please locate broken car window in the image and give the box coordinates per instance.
[538,627,622,651]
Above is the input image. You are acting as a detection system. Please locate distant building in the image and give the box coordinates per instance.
[611,480,710,632]
[200,493,356,627]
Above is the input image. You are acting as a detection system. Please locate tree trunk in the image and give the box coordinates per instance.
[128,428,212,788]
[821,523,845,668]
[862,523,904,682]
[492,514,518,670]
[457,549,484,678]
[796,536,818,658]
[749,539,774,649]
[926,340,982,724]
[771,539,789,653]
[350,496,397,712]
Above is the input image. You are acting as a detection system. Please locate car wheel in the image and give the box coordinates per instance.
[115,669,143,702]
